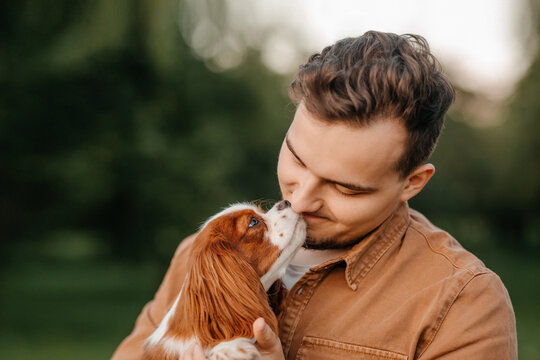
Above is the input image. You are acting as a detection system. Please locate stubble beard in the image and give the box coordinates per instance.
[302,233,360,250]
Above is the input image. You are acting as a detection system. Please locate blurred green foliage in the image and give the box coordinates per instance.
[0,0,292,263]
[0,0,539,359]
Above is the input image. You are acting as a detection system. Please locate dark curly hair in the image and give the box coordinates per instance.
[288,31,455,178]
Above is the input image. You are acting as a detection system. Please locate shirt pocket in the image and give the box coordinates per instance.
[296,336,408,360]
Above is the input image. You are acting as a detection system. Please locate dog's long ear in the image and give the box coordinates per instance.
[267,279,288,317]
[169,236,278,348]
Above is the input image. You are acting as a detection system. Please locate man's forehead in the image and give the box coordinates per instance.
[287,105,406,182]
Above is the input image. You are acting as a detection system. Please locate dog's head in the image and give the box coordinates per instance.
[195,200,306,290]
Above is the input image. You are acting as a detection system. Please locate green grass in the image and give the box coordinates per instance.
[0,244,538,359]
[0,254,162,359]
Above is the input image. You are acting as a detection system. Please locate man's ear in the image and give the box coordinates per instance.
[399,163,435,202]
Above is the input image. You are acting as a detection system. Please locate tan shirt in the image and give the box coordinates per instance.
[112,202,517,359]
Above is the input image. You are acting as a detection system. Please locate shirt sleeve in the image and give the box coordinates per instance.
[111,234,197,360]
[418,271,517,360]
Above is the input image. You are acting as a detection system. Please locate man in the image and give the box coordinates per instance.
[112,31,517,359]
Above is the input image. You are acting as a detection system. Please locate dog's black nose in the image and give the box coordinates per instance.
[277,200,291,211]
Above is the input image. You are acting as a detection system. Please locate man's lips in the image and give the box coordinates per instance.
[302,212,326,220]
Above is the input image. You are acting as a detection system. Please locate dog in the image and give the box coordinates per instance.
[143,200,306,359]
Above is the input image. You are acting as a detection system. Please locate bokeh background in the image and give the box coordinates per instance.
[1,0,539,358]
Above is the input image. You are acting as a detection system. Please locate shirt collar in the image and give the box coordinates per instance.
[311,201,410,291]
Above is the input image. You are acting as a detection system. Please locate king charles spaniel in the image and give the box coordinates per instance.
[143,200,306,360]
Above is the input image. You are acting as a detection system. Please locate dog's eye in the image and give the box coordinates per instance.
[248,216,260,228]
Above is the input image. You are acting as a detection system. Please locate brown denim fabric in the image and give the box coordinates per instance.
[112,202,517,359]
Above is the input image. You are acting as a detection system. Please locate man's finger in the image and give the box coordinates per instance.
[183,344,195,359]
[253,317,278,350]
[193,344,206,359]
[182,343,205,359]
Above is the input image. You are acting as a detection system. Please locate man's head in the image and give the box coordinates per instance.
[278,31,455,248]
[289,31,455,179]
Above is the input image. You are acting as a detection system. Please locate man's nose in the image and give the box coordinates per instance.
[289,176,322,213]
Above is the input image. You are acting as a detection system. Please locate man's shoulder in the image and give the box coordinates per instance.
[405,208,488,276]
[404,210,512,310]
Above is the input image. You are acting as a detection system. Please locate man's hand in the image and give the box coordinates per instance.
[253,318,285,360]
[183,343,206,359]
[182,318,284,360]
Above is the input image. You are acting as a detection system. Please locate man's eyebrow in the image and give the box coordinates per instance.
[284,135,377,193]
[285,135,306,167]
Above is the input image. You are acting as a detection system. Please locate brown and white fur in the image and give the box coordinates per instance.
[143,200,306,360]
